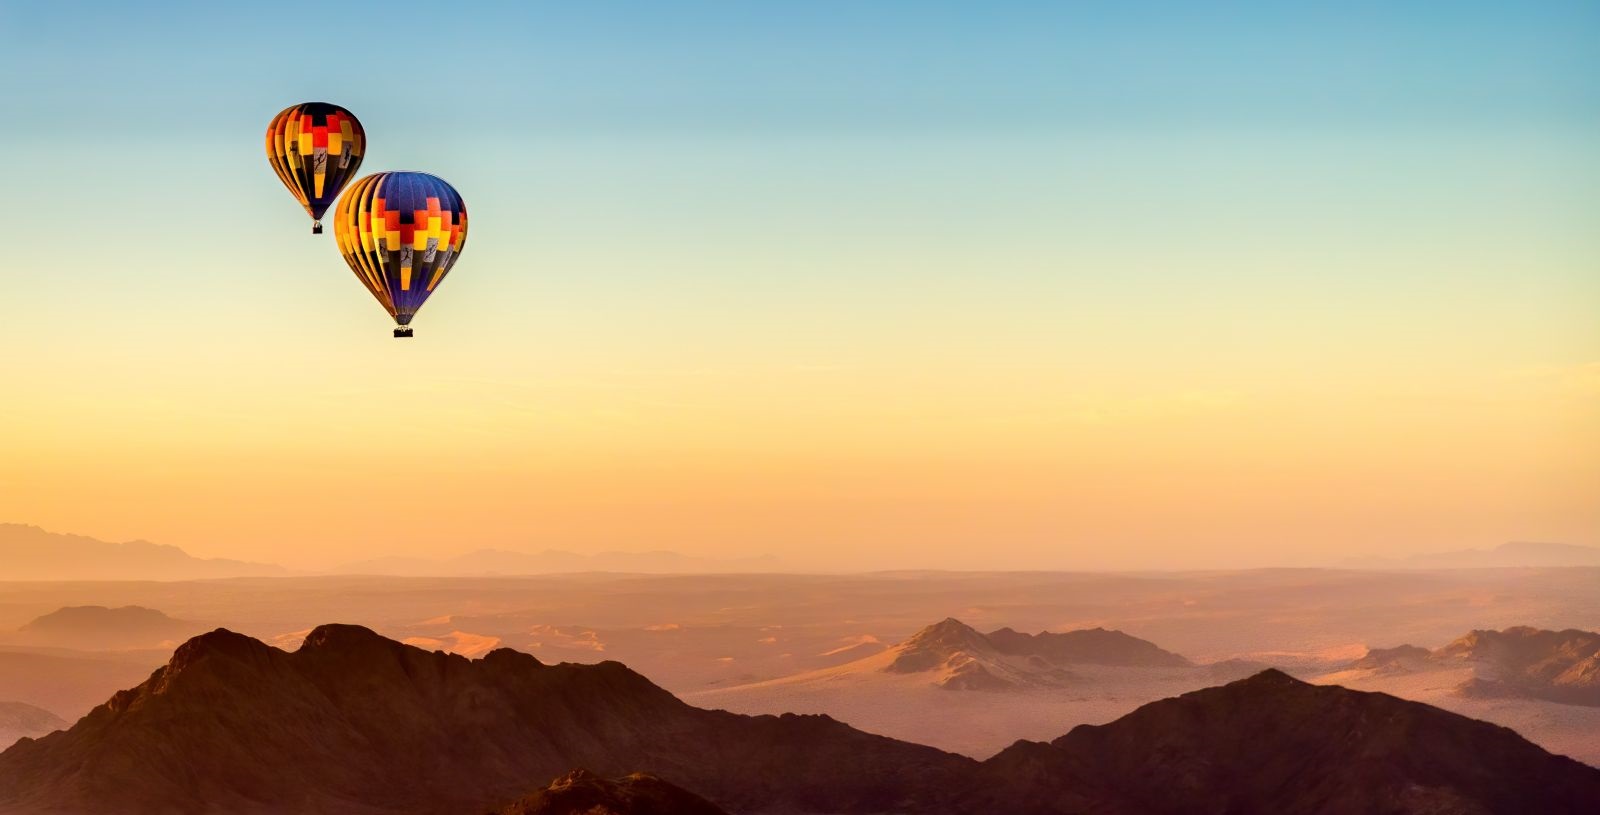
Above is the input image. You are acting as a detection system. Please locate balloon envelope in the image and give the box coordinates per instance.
[265,103,365,229]
[333,172,469,328]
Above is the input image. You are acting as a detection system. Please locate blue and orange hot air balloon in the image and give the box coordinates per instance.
[265,103,365,234]
[333,172,468,337]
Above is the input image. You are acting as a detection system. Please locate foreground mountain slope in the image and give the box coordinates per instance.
[0,625,969,815]
[493,769,729,815]
[968,669,1600,815]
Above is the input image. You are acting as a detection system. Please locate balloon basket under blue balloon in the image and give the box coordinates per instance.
[393,327,414,338]
[312,221,323,234]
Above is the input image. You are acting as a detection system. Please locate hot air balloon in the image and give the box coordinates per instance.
[333,172,468,337]
[265,103,366,234]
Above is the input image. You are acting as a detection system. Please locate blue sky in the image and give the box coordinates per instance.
[1,2,1596,567]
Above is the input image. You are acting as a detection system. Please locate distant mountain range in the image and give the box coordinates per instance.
[336,548,781,576]
[1345,541,1600,569]
[0,524,780,581]
[1351,626,1600,707]
[3,625,1595,814]
[0,525,286,581]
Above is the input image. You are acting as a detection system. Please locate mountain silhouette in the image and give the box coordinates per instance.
[0,624,967,814]
[492,769,728,815]
[966,669,1600,814]
[14,605,204,651]
[0,524,284,581]
[336,548,779,576]
[3,627,1597,814]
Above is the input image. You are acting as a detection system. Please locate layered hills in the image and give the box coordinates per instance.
[3,625,1597,814]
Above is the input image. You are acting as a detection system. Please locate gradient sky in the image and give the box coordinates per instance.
[1,1,1596,570]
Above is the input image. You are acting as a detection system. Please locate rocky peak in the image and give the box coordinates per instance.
[168,628,275,667]
[913,618,990,646]
[299,623,397,652]
[884,618,997,674]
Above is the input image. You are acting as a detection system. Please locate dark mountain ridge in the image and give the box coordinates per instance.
[3,626,1597,814]
[493,769,729,815]
[0,624,967,814]
[966,669,1600,814]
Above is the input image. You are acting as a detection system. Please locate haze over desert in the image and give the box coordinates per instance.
[4,2,1597,812]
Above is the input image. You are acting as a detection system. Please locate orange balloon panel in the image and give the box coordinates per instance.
[266,102,366,232]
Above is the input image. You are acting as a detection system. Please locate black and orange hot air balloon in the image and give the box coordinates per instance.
[333,172,468,337]
[265,103,365,234]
